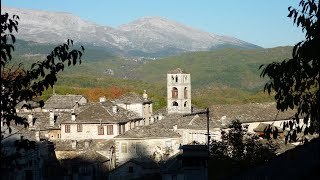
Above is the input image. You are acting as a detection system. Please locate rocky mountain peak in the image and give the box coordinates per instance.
[2,6,260,57]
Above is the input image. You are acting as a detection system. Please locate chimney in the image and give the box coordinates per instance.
[75,101,79,108]
[85,141,90,149]
[112,105,118,113]
[71,140,77,150]
[35,131,40,141]
[49,111,55,126]
[143,90,148,100]
[158,113,163,120]
[99,96,106,103]
[71,111,76,121]
[28,114,33,128]
[173,125,178,132]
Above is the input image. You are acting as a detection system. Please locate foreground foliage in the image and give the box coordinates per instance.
[210,120,278,178]
[1,12,84,133]
[260,0,320,133]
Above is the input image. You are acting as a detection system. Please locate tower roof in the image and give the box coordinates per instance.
[167,68,188,74]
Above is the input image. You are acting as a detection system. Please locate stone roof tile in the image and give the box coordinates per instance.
[62,102,142,124]
[44,95,85,109]
[167,68,188,74]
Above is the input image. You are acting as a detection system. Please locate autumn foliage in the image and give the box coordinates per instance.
[82,86,131,102]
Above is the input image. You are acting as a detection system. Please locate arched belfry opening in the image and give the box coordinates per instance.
[172,87,178,99]
[172,101,178,106]
[184,87,188,99]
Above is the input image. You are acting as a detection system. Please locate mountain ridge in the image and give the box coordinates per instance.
[3,6,261,57]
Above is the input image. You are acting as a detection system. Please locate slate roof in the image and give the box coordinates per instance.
[16,100,41,109]
[115,110,220,139]
[113,158,159,170]
[54,139,115,151]
[16,111,70,130]
[62,102,142,124]
[44,95,85,109]
[253,123,284,133]
[211,102,296,123]
[154,106,221,130]
[114,92,151,104]
[56,149,110,165]
[167,68,188,74]
[70,150,109,164]
[114,125,181,139]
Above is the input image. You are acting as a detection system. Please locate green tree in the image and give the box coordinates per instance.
[210,120,278,179]
[1,12,85,134]
[260,0,320,133]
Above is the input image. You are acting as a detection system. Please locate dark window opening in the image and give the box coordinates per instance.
[98,126,104,135]
[173,102,178,106]
[65,125,70,133]
[128,166,133,173]
[77,124,82,132]
[107,125,113,135]
[175,75,178,83]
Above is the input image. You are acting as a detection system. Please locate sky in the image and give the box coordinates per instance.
[2,0,305,48]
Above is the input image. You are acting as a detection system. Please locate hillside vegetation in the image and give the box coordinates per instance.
[133,46,293,91]
[10,41,292,109]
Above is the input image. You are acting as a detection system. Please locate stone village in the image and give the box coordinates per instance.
[1,68,313,180]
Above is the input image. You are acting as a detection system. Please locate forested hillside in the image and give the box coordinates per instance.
[10,40,292,109]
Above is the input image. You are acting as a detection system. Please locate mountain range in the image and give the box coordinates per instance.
[3,6,261,57]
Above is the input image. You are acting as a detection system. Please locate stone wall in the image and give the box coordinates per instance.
[61,123,119,140]
[115,138,181,166]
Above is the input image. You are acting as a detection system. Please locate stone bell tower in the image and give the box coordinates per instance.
[167,68,191,114]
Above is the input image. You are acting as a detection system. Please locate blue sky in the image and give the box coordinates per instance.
[2,0,305,48]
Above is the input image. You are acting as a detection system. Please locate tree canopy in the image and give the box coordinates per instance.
[260,0,320,133]
[210,120,278,179]
[0,12,85,134]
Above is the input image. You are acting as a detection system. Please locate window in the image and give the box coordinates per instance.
[98,126,104,135]
[107,125,113,135]
[172,101,178,106]
[77,124,82,132]
[184,101,187,107]
[65,125,70,133]
[165,140,172,149]
[175,75,178,83]
[121,143,128,153]
[122,125,126,133]
[128,166,133,173]
[172,87,178,98]
[136,142,145,155]
[172,175,177,180]
[184,87,188,99]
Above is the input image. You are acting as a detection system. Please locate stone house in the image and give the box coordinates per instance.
[113,126,181,167]
[43,94,87,112]
[60,100,143,140]
[161,145,208,180]
[16,100,43,113]
[51,140,115,179]
[108,159,160,180]
[114,91,154,125]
